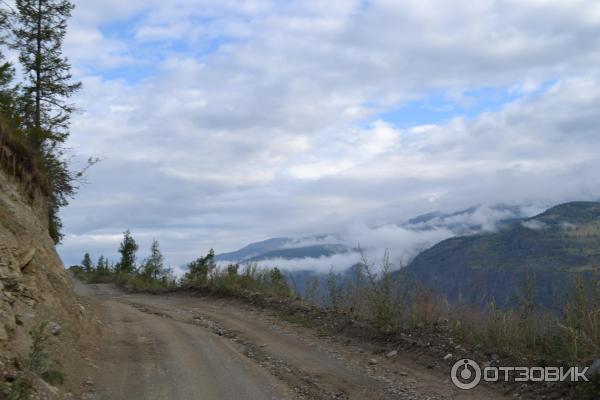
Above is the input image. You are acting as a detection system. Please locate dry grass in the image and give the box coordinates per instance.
[315,254,600,363]
[0,120,50,199]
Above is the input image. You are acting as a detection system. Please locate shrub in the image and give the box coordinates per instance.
[0,322,63,400]
[1,376,31,400]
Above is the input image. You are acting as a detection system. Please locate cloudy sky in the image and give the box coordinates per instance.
[57,0,600,270]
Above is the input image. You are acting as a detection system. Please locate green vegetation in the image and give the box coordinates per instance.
[72,230,293,299]
[405,201,600,309]
[324,269,344,312]
[74,230,600,366]
[140,240,165,281]
[81,252,93,274]
[0,0,90,243]
[182,256,292,298]
[446,271,600,361]
[13,0,83,242]
[1,376,30,400]
[73,227,600,371]
[312,254,600,364]
[362,251,405,332]
[116,230,138,275]
[0,322,63,400]
[71,230,177,291]
[182,249,216,286]
[13,0,81,146]
[26,322,63,385]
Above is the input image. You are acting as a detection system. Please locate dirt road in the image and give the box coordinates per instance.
[74,281,507,400]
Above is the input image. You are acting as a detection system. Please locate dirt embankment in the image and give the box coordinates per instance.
[0,141,93,398]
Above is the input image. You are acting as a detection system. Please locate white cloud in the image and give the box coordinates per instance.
[56,1,600,268]
[246,223,455,273]
[522,220,548,230]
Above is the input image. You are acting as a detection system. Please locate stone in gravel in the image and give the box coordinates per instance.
[48,322,62,335]
[368,358,378,365]
[444,353,453,361]
[386,350,398,358]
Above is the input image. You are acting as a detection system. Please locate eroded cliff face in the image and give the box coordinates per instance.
[0,157,86,393]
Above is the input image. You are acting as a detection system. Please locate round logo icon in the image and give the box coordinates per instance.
[451,359,482,390]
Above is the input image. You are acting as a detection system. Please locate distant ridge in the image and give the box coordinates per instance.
[215,237,293,262]
[403,201,600,309]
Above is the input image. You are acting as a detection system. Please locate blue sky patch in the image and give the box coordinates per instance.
[94,12,235,84]
[375,81,558,129]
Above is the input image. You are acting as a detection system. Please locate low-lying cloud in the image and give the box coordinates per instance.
[53,1,600,271]
[248,204,542,274]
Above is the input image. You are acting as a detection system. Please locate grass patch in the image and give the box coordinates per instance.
[0,322,65,399]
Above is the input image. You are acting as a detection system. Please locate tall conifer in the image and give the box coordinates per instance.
[13,0,81,149]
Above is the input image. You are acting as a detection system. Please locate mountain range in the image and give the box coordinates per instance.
[215,201,600,309]
[214,235,351,263]
[215,204,529,263]
[404,201,600,309]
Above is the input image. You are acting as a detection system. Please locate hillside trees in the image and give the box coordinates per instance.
[13,0,81,147]
[0,54,17,121]
[13,0,82,243]
[183,249,216,285]
[81,252,93,274]
[96,255,110,275]
[268,267,290,296]
[325,269,344,311]
[141,239,166,280]
[72,234,177,288]
[116,230,138,274]
[0,9,18,121]
[0,0,84,243]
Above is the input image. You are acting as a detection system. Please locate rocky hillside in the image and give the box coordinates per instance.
[0,129,87,396]
[403,201,600,309]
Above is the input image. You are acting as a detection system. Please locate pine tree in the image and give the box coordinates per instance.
[12,0,81,149]
[0,55,17,120]
[325,269,343,311]
[269,267,290,297]
[96,255,108,275]
[0,10,18,126]
[141,239,164,280]
[9,0,82,244]
[183,249,216,285]
[81,252,93,274]
[116,230,138,274]
[517,265,537,348]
